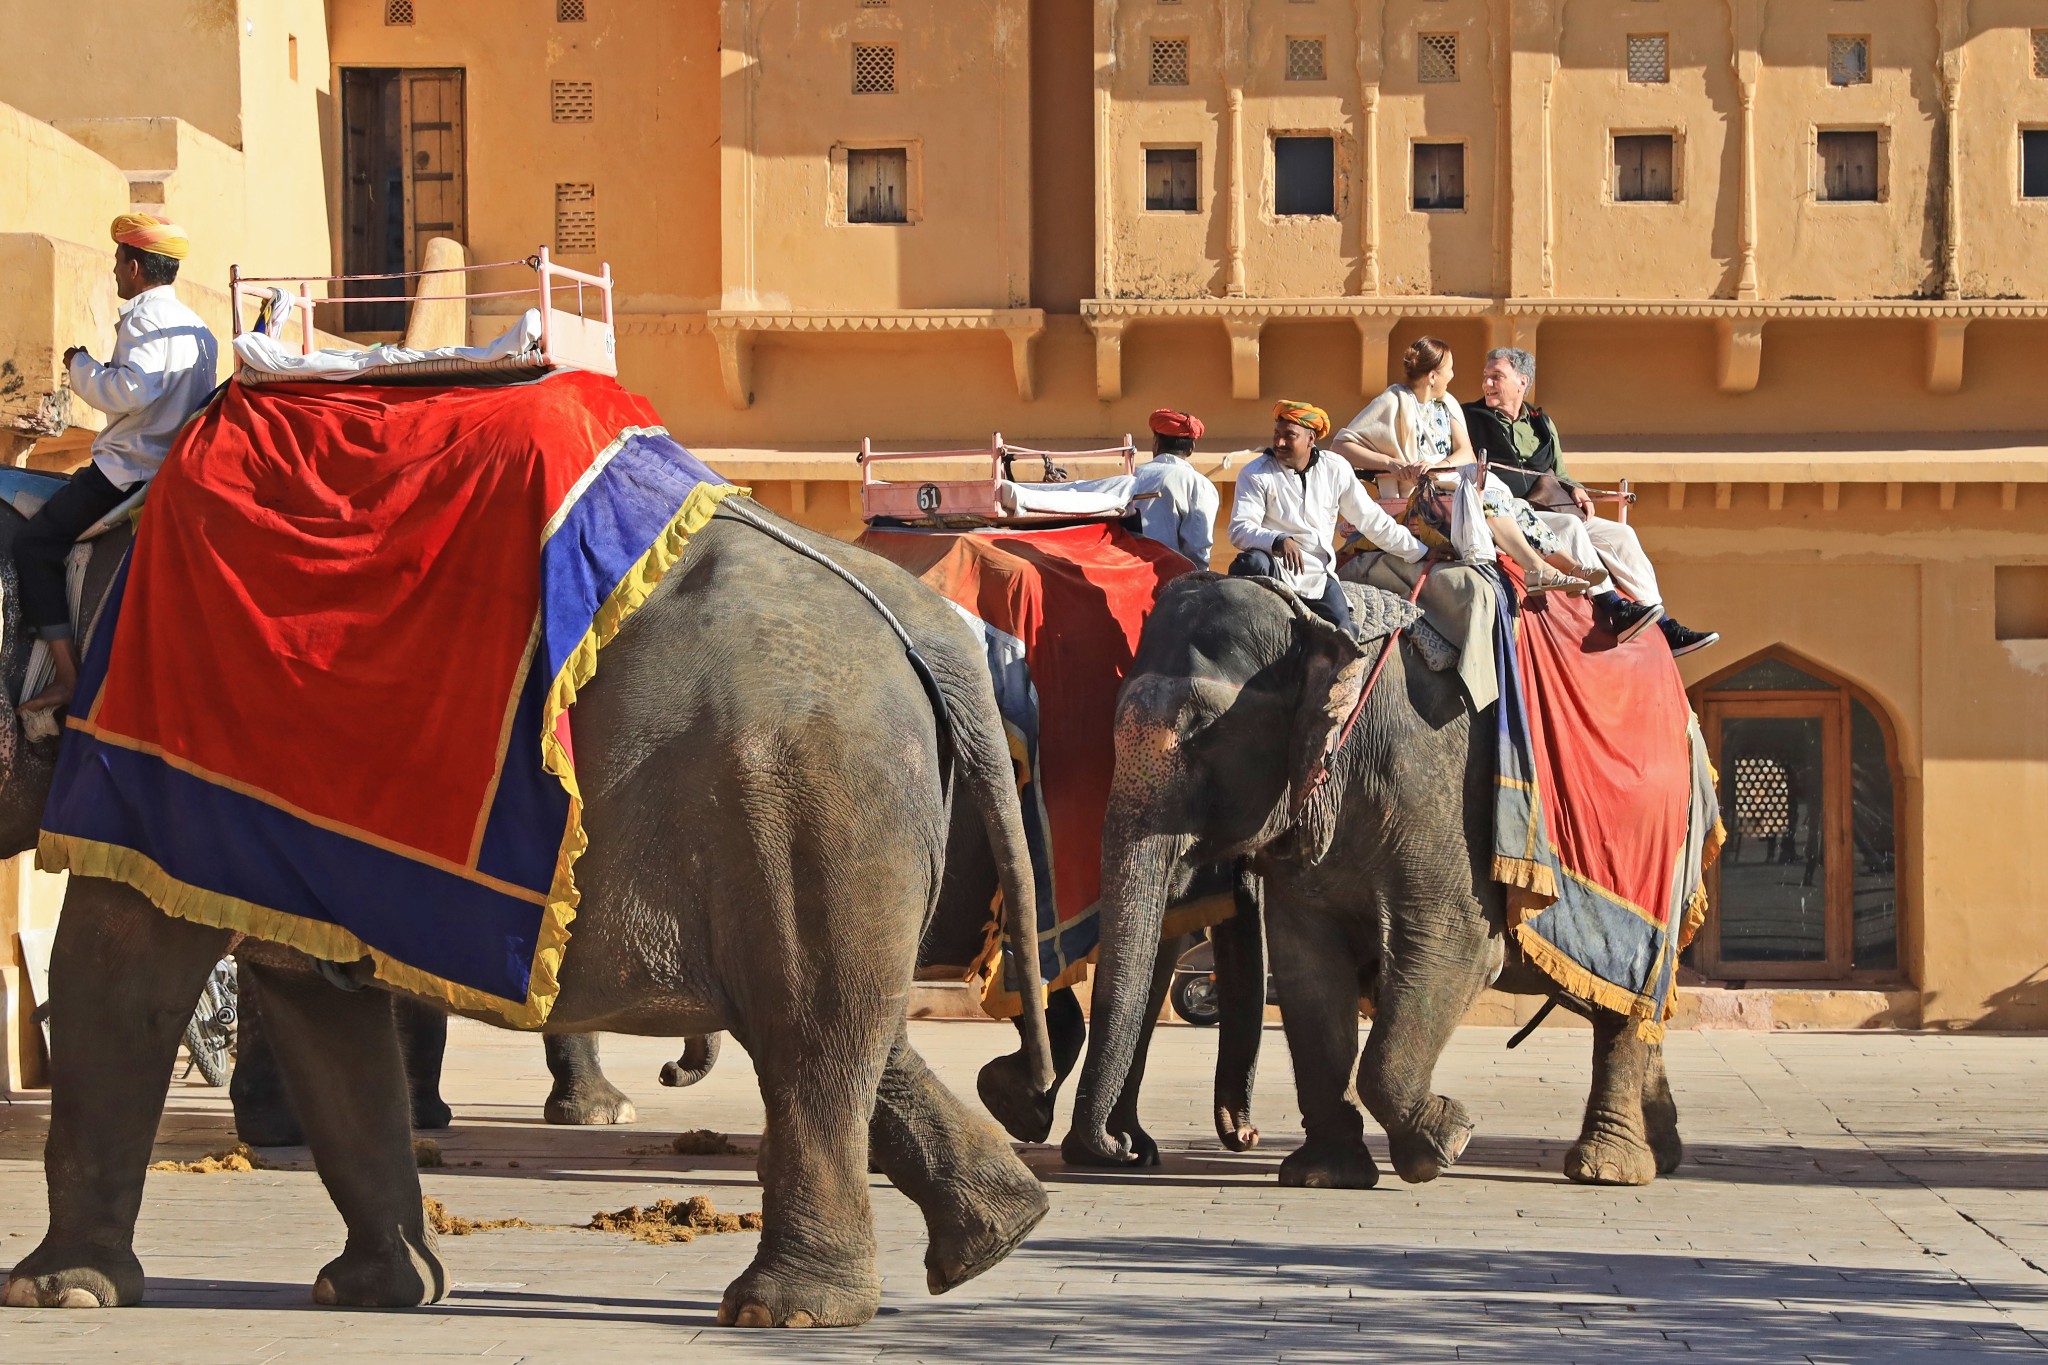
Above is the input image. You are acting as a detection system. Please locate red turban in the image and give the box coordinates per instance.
[1148,409,1204,441]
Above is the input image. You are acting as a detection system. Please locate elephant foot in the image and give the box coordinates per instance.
[717,1259,880,1328]
[1648,1129,1684,1176]
[1215,1103,1260,1152]
[1564,1132,1657,1187]
[1277,1139,1380,1190]
[411,1093,453,1132]
[1386,1096,1475,1185]
[976,1053,1054,1144]
[544,1075,637,1127]
[3,1242,144,1309]
[924,1170,1049,1295]
[311,1237,447,1308]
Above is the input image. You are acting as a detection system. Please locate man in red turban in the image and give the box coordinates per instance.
[1130,408,1219,567]
[16,214,217,712]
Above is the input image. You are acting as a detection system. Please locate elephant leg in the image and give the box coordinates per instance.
[1268,906,1378,1190]
[1059,934,1183,1169]
[1642,1041,1684,1174]
[659,1032,722,1088]
[229,972,306,1148]
[1565,1011,1659,1186]
[242,965,446,1306]
[870,1027,1047,1295]
[393,996,452,1131]
[719,1012,893,1327]
[4,880,229,1310]
[543,1032,637,1126]
[978,984,1085,1144]
[1357,906,1493,1184]
[1210,866,1267,1152]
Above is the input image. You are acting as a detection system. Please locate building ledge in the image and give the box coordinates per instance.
[703,308,1045,409]
[1078,294,2046,399]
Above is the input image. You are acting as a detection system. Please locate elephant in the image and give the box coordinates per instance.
[1,497,1056,1326]
[1061,571,1685,1189]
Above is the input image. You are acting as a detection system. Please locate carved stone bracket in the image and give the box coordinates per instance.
[1716,318,1765,395]
[1925,318,1968,396]
[1087,315,1128,402]
[704,308,1046,410]
[1225,319,1263,400]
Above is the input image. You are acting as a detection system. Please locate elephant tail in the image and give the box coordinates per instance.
[658,1032,721,1087]
[957,692,1055,1096]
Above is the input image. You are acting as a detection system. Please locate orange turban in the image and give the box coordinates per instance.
[1149,408,1204,440]
[1272,399,1330,441]
[110,213,190,260]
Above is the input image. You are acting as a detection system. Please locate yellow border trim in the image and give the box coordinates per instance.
[40,479,747,1029]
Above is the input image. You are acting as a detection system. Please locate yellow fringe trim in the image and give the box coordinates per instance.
[1511,920,1667,1045]
[42,480,746,1029]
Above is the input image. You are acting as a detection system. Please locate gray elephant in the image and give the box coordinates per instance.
[1062,572,1684,1188]
[2,499,1054,1326]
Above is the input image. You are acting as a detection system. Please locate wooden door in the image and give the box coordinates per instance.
[1699,696,1854,978]
[400,69,467,271]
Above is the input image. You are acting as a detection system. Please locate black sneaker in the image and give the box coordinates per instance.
[1594,594,1664,644]
[1659,618,1720,656]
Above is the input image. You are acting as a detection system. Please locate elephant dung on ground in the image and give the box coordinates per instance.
[1063,572,1685,1189]
[1,501,1055,1327]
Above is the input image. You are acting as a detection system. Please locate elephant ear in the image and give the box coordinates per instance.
[1286,614,1369,864]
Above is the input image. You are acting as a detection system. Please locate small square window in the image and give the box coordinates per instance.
[853,44,896,94]
[1274,136,1335,215]
[848,148,909,224]
[1151,37,1190,86]
[1627,35,1668,83]
[384,0,414,24]
[2034,29,2048,77]
[551,80,594,123]
[1286,36,1326,82]
[1817,130,1879,202]
[555,182,596,253]
[557,0,586,20]
[1614,134,1675,202]
[2023,130,2048,199]
[1828,36,1870,86]
[1419,32,1458,83]
[1146,148,1199,212]
[1413,142,1464,211]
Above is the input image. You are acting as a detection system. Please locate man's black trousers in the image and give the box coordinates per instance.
[13,464,130,640]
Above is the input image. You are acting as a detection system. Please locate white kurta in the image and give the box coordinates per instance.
[1130,453,1220,568]
[1227,449,1426,597]
[68,284,219,488]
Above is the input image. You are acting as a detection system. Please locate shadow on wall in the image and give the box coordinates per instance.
[1965,961,2048,1030]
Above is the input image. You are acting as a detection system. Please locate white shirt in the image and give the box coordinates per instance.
[1228,448,1426,596]
[1130,453,1219,568]
[67,285,219,488]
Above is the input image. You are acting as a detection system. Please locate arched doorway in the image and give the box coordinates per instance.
[1688,649,1902,981]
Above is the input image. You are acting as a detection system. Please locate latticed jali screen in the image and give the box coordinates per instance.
[2033,28,2048,78]
[557,0,585,21]
[853,43,896,94]
[1732,757,1792,840]
[1627,34,1668,84]
[1418,33,1458,83]
[1286,36,1325,82]
[385,0,414,25]
[550,81,594,123]
[555,183,596,254]
[1151,37,1190,86]
[1828,35,1870,85]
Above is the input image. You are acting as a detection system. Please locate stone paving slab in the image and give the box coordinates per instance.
[3,1019,2047,1362]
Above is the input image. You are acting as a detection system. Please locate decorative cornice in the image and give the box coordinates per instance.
[1511,297,2048,321]
[706,308,1045,335]
[1080,295,1497,322]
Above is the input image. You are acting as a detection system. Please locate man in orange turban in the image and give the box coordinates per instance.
[1130,408,1219,567]
[17,214,217,712]
[1270,399,1330,443]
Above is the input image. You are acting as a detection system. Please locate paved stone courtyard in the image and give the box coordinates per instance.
[3,1018,2047,1363]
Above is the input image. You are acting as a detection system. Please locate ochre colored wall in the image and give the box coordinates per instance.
[0,0,244,149]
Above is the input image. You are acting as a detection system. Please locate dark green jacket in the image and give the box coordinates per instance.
[1462,400,1572,501]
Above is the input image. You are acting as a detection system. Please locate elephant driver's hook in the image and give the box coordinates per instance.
[1293,561,1433,818]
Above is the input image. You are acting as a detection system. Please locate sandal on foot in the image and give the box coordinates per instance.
[1523,564,1592,596]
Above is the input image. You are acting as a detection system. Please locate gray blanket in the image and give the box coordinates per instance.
[1340,555,1501,710]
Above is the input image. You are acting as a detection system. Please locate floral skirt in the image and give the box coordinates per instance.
[1481,476,1561,556]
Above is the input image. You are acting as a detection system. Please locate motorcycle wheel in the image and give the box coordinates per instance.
[1170,972,1221,1027]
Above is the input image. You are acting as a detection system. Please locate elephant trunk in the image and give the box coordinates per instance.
[1064,823,1179,1163]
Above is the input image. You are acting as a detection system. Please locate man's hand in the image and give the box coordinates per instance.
[1569,483,1595,514]
[1275,536,1305,573]
[62,346,88,368]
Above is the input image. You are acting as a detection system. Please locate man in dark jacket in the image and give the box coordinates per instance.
[1464,348,1717,656]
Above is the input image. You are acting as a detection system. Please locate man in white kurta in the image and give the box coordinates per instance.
[15,213,218,711]
[1131,408,1221,568]
[1227,400,1427,635]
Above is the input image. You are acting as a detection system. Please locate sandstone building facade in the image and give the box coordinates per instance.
[4,0,2048,1085]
